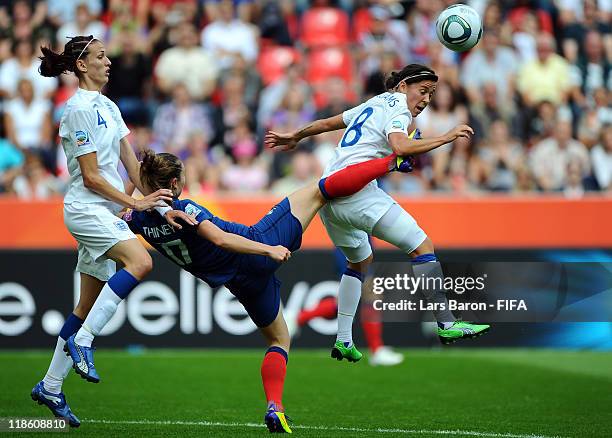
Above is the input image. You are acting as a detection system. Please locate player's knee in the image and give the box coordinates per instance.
[411,237,435,258]
[126,253,153,279]
[348,253,373,273]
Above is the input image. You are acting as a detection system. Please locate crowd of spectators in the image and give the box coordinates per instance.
[0,0,609,200]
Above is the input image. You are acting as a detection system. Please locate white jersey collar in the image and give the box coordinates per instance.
[76,87,102,101]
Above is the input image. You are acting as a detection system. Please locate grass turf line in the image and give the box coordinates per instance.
[0,349,610,437]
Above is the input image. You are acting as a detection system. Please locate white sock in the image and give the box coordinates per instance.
[74,284,122,347]
[336,274,363,344]
[42,337,72,393]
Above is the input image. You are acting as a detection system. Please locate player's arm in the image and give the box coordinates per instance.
[196,220,291,263]
[78,152,173,210]
[388,125,474,156]
[264,114,346,151]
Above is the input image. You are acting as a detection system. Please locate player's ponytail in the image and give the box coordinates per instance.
[140,150,183,192]
[39,35,97,78]
[385,64,438,90]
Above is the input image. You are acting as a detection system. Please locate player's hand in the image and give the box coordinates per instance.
[133,189,173,211]
[267,245,291,263]
[164,209,199,230]
[264,130,299,152]
[444,124,474,143]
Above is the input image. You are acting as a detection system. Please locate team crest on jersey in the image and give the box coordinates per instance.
[392,120,404,130]
[123,210,133,222]
[114,220,128,231]
[75,130,90,146]
[185,203,201,218]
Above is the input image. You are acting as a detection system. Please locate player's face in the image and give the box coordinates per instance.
[402,80,437,117]
[78,41,111,87]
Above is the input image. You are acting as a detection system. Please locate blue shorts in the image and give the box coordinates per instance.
[226,198,302,327]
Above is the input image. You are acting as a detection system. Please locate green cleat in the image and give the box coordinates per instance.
[438,321,490,345]
[331,341,363,363]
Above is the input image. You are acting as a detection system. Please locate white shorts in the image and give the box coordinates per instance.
[319,183,394,263]
[319,183,427,263]
[64,202,136,281]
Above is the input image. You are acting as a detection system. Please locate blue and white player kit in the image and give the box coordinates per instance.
[125,197,303,327]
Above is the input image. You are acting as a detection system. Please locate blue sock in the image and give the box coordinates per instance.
[412,253,437,264]
[108,269,140,299]
[58,313,84,341]
[266,346,289,364]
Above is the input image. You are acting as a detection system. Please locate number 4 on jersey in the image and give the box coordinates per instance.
[341,107,373,147]
[96,110,107,128]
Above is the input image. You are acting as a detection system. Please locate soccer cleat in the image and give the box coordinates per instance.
[264,402,292,433]
[394,155,416,173]
[438,321,490,345]
[30,381,80,427]
[393,128,421,173]
[331,341,363,363]
[368,346,404,367]
[64,334,100,383]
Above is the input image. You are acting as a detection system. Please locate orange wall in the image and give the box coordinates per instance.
[1,196,611,249]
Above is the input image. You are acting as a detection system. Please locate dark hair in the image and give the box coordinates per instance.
[384,64,438,90]
[39,35,97,78]
[140,150,183,192]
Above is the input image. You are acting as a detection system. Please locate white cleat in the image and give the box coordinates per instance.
[284,309,300,339]
[368,346,404,367]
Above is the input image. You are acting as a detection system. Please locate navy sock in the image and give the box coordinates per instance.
[108,268,140,299]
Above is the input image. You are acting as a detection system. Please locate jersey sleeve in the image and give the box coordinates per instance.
[179,199,214,223]
[65,107,98,158]
[342,101,369,126]
[383,102,413,139]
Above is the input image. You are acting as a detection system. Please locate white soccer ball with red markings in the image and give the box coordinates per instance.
[436,4,483,52]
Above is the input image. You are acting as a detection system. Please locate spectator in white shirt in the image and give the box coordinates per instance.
[0,38,57,99]
[56,3,107,45]
[530,119,590,191]
[200,0,258,70]
[155,21,219,100]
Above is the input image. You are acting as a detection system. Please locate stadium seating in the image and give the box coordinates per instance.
[306,47,352,84]
[257,46,301,85]
[300,7,350,47]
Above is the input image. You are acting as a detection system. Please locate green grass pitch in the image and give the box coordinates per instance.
[1,349,610,437]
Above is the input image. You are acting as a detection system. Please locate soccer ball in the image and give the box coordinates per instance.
[436,4,483,52]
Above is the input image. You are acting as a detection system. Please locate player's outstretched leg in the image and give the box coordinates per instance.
[67,240,151,382]
[371,207,491,345]
[360,306,404,367]
[260,311,292,433]
[31,312,85,427]
[319,129,422,200]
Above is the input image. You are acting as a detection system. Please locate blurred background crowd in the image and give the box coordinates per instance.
[0,0,609,199]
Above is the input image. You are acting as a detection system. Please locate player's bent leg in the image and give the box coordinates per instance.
[287,182,326,232]
[408,238,491,344]
[67,239,150,383]
[259,311,292,433]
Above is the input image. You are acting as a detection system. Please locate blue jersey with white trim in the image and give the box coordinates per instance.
[125,198,250,287]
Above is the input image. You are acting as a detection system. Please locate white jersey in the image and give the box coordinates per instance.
[59,88,130,210]
[323,92,412,178]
